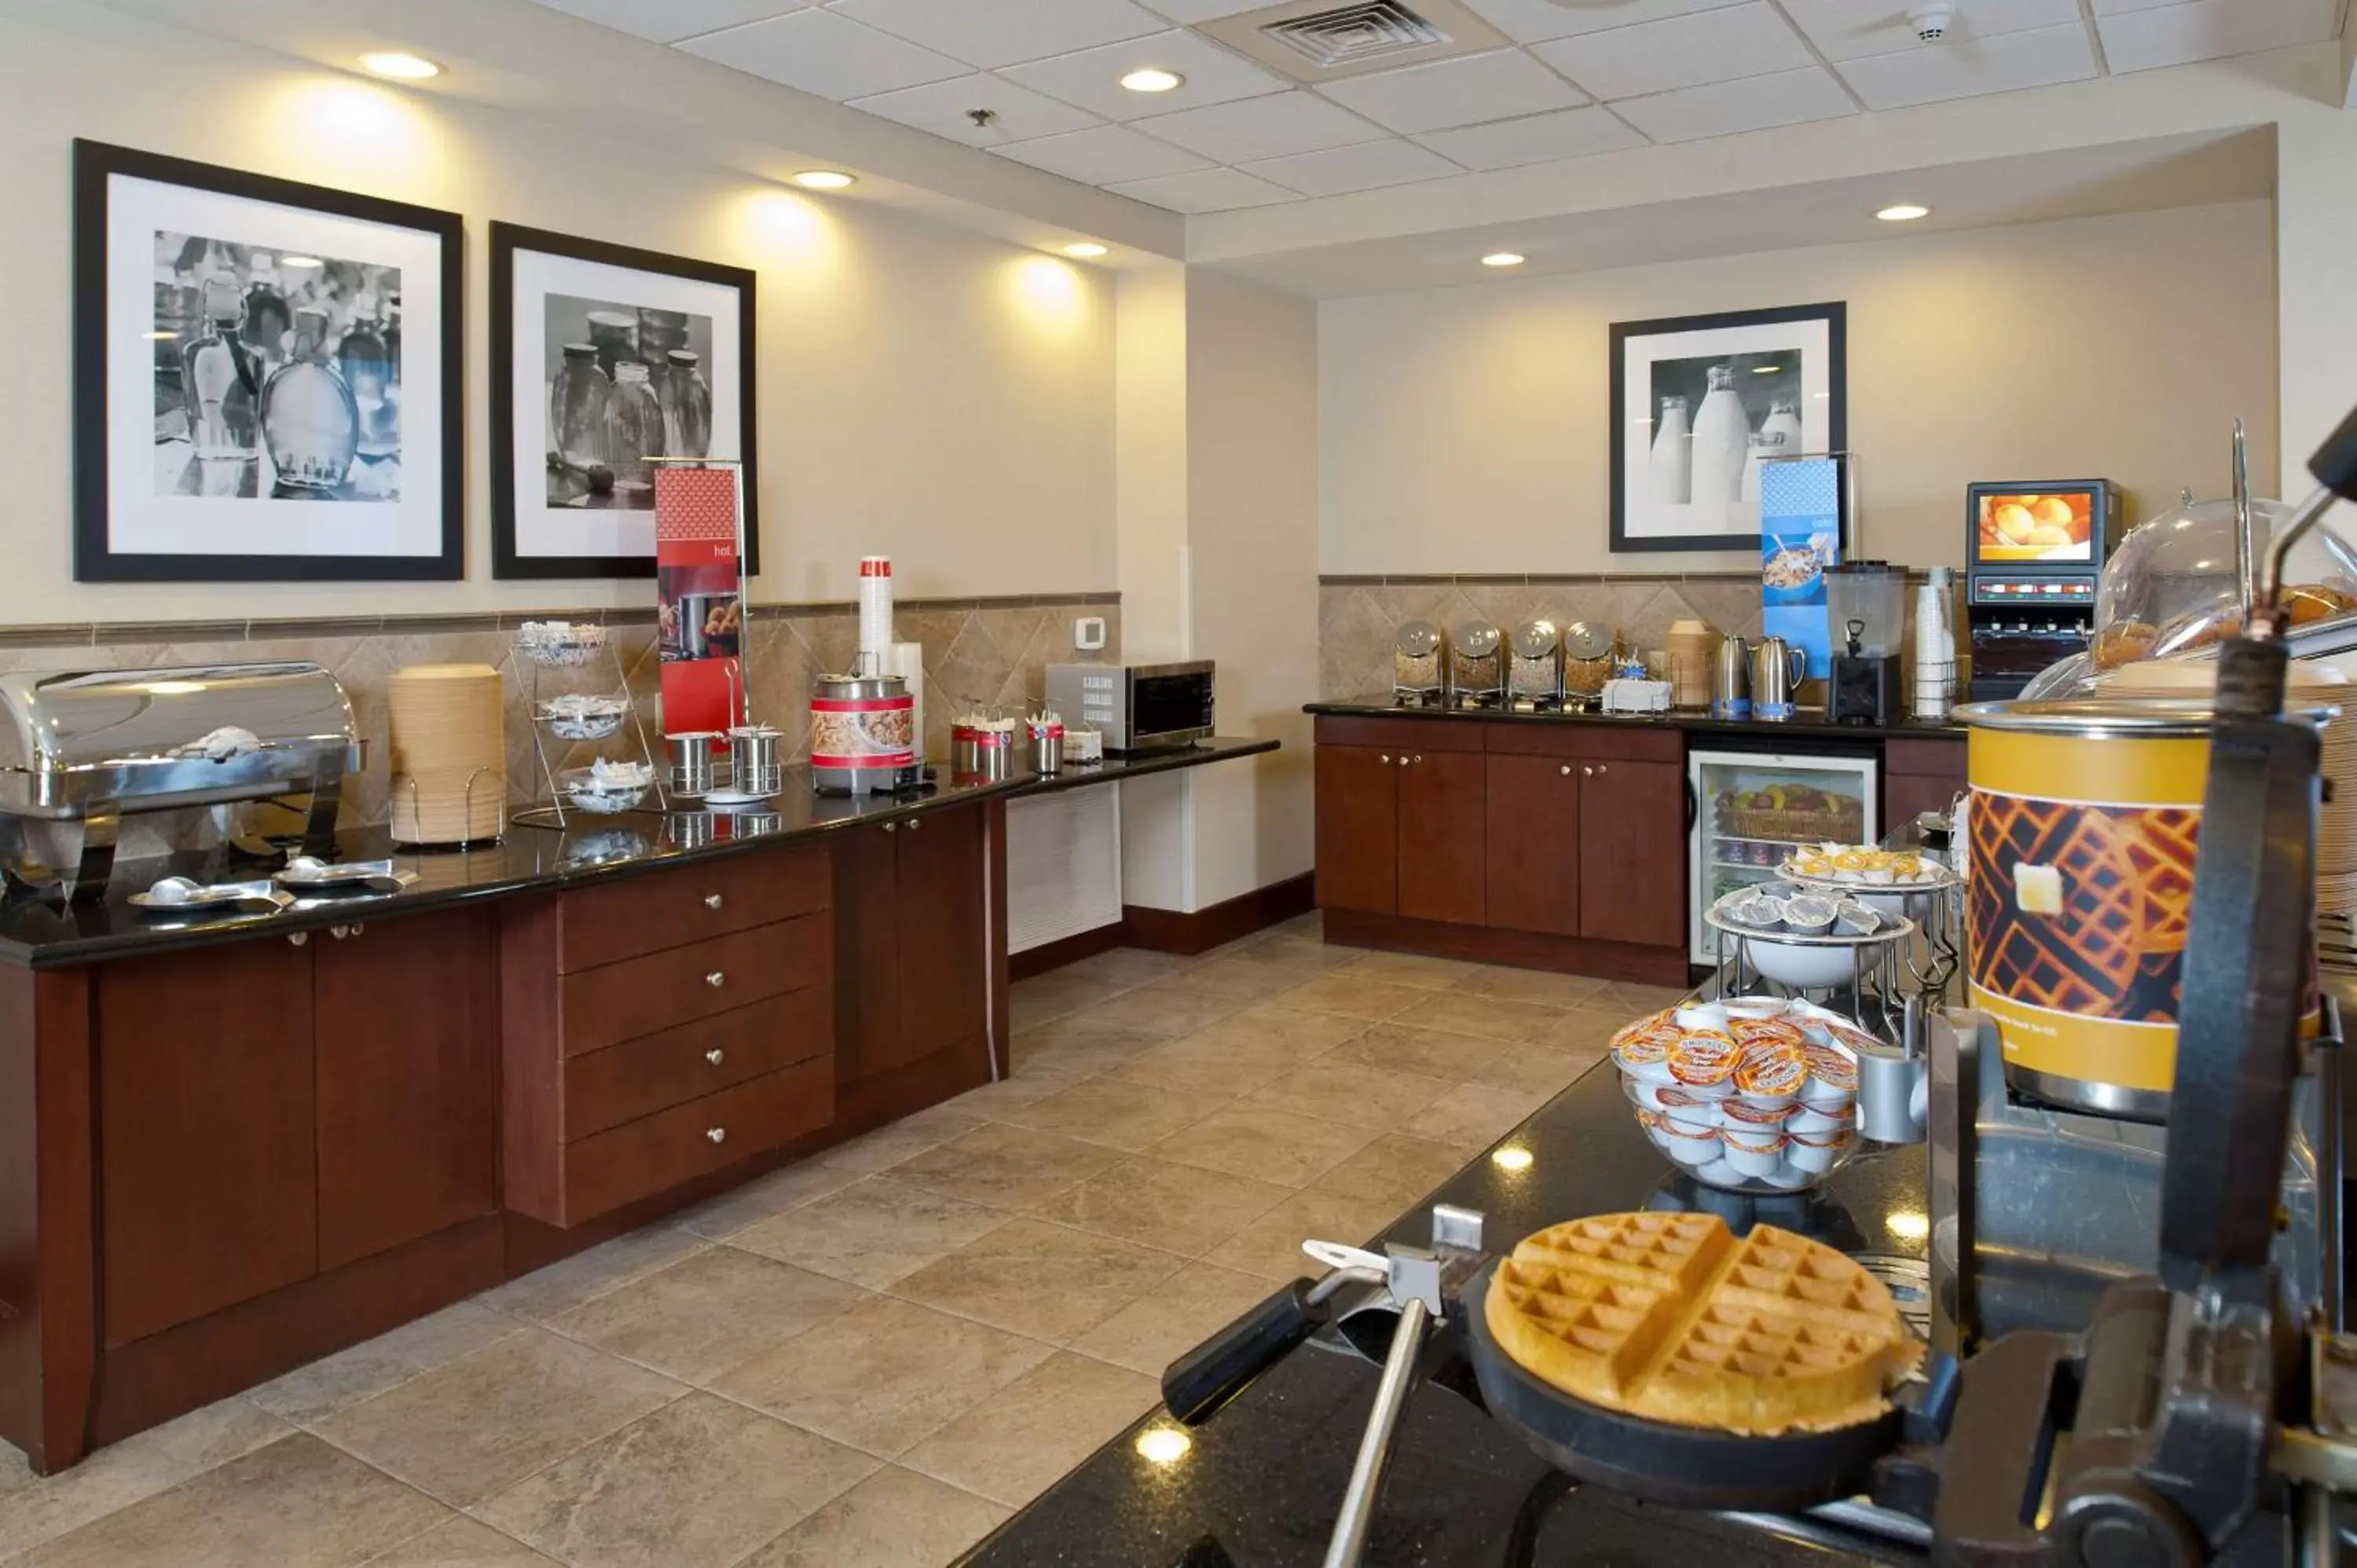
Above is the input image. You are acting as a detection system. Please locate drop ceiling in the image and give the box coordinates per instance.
[522,0,2348,213]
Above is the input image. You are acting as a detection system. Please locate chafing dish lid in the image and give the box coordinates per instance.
[0,661,357,773]
[1395,621,1442,658]
[1453,621,1502,658]
[1510,621,1560,659]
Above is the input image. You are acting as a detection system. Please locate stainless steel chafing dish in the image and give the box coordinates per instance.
[0,661,362,899]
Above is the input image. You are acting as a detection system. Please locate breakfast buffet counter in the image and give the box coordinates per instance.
[1307,694,1967,744]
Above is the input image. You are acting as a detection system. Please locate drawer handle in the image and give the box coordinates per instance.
[704,893,724,910]
[706,971,726,988]
[706,1127,727,1145]
[706,1048,725,1066]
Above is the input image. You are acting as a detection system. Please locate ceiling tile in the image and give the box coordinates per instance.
[676,6,969,97]
[524,0,810,44]
[999,28,1289,119]
[1105,166,1301,210]
[1133,90,1386,162]
[1130,0,1270,18]
[1609,64,1855,141]
[1458,0,1751,45]
[1411,104,1648,168]
[1835,22,2096,108]
[1241,137,1462,195]
[847,74,1105,145]
[2095,0,2341,74]
[1314,49,1589,134]
[824,0,1166,70]
[1532,2,1815,100]
[991,123,1217,182]
[2089,0,2198,12]
[1777,0,2083,60]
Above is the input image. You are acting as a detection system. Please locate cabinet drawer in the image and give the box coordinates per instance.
[1483,724,1682,764]
[565,986,832,1141]
[559,914,830,1057]
[559,1057,836,1225]
[1886,737,1967,779]
[559,846,830,972]
[1314,716,1484,753]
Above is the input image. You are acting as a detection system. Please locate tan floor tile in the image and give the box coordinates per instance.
[1226,935,1359,973]
[1413,1082,1550,1150]
[1311,1134,1472,1212]
[1071,1262,1277,1375]
[474,1393,877,1568]
[1010,974,1127,1031]
[1390,991,1570,1043]
[1108,1035,1299,1099]
[251,1304,518,1426]
[891,1218,1186,1343]
[1053,948,1196,989]
[888,1123,1125,1211]
[1450,967,1613,1008]
[1460,1042,1607,1097]
[1269,973,1434,1021]
[1255,1059,1452,1131]
[900,1353,1160,1508]
[1188,1004,1372,1062]
[365,1516,560,1566]
[1601,980,1695,1012]
[1063,982,1252,1039]
[1026,1156,1292,1256]
[741,1466,1010,1568]
[1181,956,1320,1001]
[0,1448,29,1502]
[549,1247,867,1384]
[1206,1190,1405,1282]
[16,1434,445,1568]
[731,1176,1011,1289]
[812,1107,984,1174]
[482,1229,711,1323]
[1336,951,1478,988]
[1146,1103,1378,1189]
[669,1160,866,1240]
[1321,1024,1508,1083]
[711,1295,1054,1456]
[1527,1007,1628,1055]
[313,1329,684,1508]
[1002,1078,1230,1152]
[1010,1026,1169,1084]
[945,1070,1080,1119]
[0,1400,293,1559]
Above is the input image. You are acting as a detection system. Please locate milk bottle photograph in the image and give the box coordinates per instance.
[1688,364,1750,504]
[1649,394,1692,504]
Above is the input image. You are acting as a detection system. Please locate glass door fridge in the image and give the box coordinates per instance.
[1688,748,1879,963]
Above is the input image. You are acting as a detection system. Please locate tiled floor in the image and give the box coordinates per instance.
[0,914,1674,1568]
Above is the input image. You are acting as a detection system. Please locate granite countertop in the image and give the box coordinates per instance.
[965,1051,1931,1568]
[1308,694,1967,744]
[0,737,1277,968]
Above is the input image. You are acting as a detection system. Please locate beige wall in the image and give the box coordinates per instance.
[2,1,1115,622]
[1319,200,2280,577]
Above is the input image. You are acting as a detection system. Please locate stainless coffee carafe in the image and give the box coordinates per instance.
[1753,636,1807,720]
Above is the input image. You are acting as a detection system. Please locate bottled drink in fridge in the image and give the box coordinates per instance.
[1689,364,1750,505]
[260,306,359,494]
[605,360,662,504]
[660,348,712,459]
[1650,394,1691,504]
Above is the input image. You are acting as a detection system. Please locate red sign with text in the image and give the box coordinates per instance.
[655,466,744,735]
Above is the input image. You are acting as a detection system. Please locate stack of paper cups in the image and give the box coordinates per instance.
[888,641,926,761]
[858,556,893,667]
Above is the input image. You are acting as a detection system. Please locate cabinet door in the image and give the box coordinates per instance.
[1486,754,1581,936]
[1314,745,1398,915]
[1397,749,1487,926]
[315,908,499,1271]
[97,939,317,1346]
[831,822,903,1083]
[896,804,987,1068]
[1578,759,1687,948]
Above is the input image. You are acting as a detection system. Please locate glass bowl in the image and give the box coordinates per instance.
[559,764,651,815]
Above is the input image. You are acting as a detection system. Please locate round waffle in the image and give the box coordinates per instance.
[1483,1212,1915,1438]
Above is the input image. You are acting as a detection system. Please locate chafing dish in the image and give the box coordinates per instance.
[0,661,361,899]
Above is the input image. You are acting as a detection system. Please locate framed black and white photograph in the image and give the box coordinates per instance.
[73,139,464,581]
[1609,302,1846,554]
[490,222,757,579]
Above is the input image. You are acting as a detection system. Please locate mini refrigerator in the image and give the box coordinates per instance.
[1687,747,1880,962]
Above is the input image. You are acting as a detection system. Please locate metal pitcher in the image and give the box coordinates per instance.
[1711,634,1751,720]
[1753,636,1807,720]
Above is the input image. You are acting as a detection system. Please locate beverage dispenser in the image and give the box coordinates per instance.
[1825,562,1905,724]
[1962,479,2120,700]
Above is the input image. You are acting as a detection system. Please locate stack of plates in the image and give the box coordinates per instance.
[388,663,506,844]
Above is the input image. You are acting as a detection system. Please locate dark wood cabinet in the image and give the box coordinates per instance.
[95,940,317,1346]
[1885,737,1967,831]
[1486,754,1581,936]
[836,804,990,1083]
[1578,757,1686,948]
[1396,749,1485,925]
[1314,744,1398,915]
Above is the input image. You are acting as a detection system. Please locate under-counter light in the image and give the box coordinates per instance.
[1491,1146,1534,1172]
[1135,1426,1192,1464]
[1875,203,1930,222]
[1064,242,1109,258]
[1480,252,1524,267]
[792,170,857,191]
[358,51,442,80]
[1886,1208,1930,1244]
[1120,68,1184,93]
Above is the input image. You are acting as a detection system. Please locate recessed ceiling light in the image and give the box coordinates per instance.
[280,255,325,269]
[1480,252,1525,268]
[358,51,442,80]
[1875,203,1930,222]
[1120,68,1184,93]
[791,170,856,191]
[1064,242,1109,259]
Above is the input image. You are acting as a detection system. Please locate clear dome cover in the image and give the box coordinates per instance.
[2092,496,2357,671]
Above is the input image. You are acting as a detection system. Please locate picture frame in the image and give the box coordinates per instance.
[73,138,465,582]
[489,222,758,579]
[1608,301,1846,554]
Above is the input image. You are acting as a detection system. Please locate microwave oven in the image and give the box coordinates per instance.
[1044,661,1214,755]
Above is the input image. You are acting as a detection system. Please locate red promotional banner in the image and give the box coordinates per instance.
[655,464,744,736]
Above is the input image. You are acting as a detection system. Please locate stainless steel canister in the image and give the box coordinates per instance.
[666,731,720,797]
[728,725,783,797]
[666,809,715,850]
[1029,722,1064,776]
[951,720,1016,780]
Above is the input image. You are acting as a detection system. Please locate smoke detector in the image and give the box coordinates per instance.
[1907,3,1956,42]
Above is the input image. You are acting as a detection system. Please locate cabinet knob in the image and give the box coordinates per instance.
[1582,765,1594,776]
[882,822,898,834]
[1595,764,1608,775]
[287,931,309,947]
[1379,753,1391,764]
[704,893,724,910]
[1560,764,1571,776]
[706,1127,728,1145]
[1413,754,1424,763]
[1397,755,1410,768]
[706,971,727,988]
[705,1048,725,1066]
[908,819,921,833]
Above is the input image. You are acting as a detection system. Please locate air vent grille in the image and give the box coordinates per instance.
[1259,2,1450,70]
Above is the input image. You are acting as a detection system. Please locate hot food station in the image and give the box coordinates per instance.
[962,412,2357,1567]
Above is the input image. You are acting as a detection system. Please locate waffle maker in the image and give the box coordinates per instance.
[1166,397,2357,1568]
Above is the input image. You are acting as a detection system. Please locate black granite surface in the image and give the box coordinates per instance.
[0,737,1276,967]
[964,1053,1932,1568]
[1308,694,1966,745]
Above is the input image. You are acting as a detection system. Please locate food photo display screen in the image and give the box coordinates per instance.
[1975,490,2095,565]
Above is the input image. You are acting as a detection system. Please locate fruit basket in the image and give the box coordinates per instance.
[1719,784,1864,844]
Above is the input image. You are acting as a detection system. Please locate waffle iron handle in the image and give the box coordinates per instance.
[1164,1279,1335,1426]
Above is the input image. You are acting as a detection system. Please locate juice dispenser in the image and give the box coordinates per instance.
[1825,561,1904,724]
